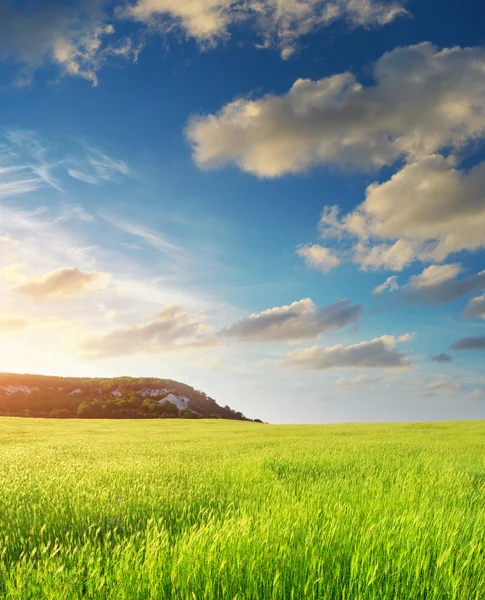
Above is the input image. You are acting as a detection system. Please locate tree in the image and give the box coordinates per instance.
[50,408,72,418]
[77,402,95,418]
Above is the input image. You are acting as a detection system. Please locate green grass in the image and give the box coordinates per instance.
[1,419,484,599]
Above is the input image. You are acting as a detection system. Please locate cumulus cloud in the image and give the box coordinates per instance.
[430,353,454,363]
[297,244,341,272]
[470,388,485,400]
[315,155,485,270]
[0,0,139,86]
[221,298,361,342]
[187,43,485,177]
[450,336,485,351]
[278,335,411,370]
[13,267,108,300]
[125,0,405,57]
[0,314,30,333]
[373,275,398,295]
[413,380,463,398]
[463,295,485,319]
[400,265,485,305]
[82,304,218,358]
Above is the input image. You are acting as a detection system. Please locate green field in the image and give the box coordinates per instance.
[1,419,484,599]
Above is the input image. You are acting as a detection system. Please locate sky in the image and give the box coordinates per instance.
[1,0,485,424]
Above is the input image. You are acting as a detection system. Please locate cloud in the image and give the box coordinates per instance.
[450,336,485,351]
[408,264,462,289]
[334,374,383,387]
[81,304,218,358]
[297,244,341,272]
[13,267,108,300]
[100,213,184,255]
[470,388,485,400]
[430,353,454,363]
[278,335,411,370]
[413,380,463,398]
[187,43,485,178]
[0,130,128,205]
[125,0,405,58]
[0,313,30,333]
[0,130,62,198]
[373,275,399,295]
[67,169,100,185]
[0,0,139,86]
[401,265,485,305]
[316,154,485,270]
[221,298,361,342]
[67,149,129,185]
[463,295,485,319]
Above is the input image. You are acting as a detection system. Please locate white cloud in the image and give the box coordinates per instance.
[413,380,463,398]
[297,244,341,272]
[221,298,361,342]
[12,267,108,300]
[278,335,411,370]
[0,1,139,86]
[187,43,485,177]
[373,275,398,295]
[463,295,485,319]
[408,264,462,289]
[81,304,218,359]
[470,388,485,400]
[397,333,414,343]
[125,0,405,57]
[315,155,485,270]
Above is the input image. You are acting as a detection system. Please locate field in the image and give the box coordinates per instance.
[0,419,484,599]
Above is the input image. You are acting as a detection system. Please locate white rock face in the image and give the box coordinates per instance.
[111,390,122,397]
[158,393,189,410]
[0,385,40,395]
[139,388,170,398]
[68,389,82,396]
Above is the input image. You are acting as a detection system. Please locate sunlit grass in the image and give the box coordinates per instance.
[1,418,484,599]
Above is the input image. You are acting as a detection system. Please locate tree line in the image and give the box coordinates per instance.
[0,374,256,421]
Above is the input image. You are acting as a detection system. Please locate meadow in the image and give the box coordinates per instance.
[0,418,484,599]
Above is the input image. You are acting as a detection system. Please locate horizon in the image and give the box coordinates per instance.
[1,0,485,424]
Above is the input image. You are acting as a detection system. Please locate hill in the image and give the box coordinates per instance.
[0,373,254,421]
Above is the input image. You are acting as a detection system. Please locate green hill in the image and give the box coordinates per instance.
[0,373,253,421]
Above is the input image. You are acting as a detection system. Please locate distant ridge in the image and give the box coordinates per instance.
[0,373,257,421]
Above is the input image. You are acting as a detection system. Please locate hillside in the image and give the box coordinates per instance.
[0,373,254,421]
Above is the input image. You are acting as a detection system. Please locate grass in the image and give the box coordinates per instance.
[0,418,484,599]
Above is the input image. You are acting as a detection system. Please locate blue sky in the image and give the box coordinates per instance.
[1,0,485,423]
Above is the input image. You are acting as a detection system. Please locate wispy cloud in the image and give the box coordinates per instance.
[100,212,185,255]
[67,148,129,185]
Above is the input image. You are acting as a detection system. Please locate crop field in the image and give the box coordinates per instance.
[0,419,484,599]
